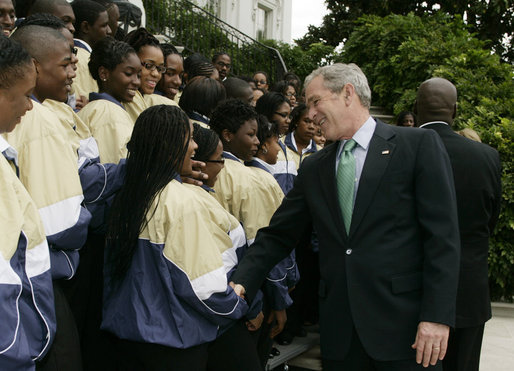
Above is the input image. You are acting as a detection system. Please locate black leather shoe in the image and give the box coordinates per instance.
[276,330,293,345]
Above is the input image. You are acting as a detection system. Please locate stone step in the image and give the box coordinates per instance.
[266,329,320,370]
[492,302,514,318]
[153,34,185,53]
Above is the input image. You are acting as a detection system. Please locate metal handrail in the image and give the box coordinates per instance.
[142,0,287,82]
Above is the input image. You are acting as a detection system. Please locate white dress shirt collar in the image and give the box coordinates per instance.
[0,135,18,166]
[290,132,314,155]
[336,116,376,159]
[419,121,449,129]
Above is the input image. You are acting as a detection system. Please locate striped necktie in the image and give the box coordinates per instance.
[336,139,357,234]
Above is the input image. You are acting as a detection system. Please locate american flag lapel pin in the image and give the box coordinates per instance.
[381,150,390,155]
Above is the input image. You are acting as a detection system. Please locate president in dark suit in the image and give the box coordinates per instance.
[231,64,461,370]
[415,78,502,371]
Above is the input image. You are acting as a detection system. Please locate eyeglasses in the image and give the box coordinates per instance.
[285,92,296,98]
[216,61,231,69]
[254,79,267,85]
[274,111,291,119]
[204,158,225,164]
[141,61,166,74]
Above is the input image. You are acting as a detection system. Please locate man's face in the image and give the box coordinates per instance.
[54,4,76,34]
[60,27,79,71]
[87,11,111,46]
[107,4,120,37]
[305,75,346,141]
[34,40,76,102]
[0,63,36,133]
[0,0,15,36]
[214,54,231,80]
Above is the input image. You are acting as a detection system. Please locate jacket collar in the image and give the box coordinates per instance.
[245,157,273,174]
[222,151,242,163]
[285,132,317,155]
[74,39,92,52]
[89,92,125,110]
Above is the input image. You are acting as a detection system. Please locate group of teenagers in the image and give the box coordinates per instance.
[2,0,503,370]
[0,0,327,370]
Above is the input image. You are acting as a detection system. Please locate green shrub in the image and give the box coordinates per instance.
[259,39,335,84]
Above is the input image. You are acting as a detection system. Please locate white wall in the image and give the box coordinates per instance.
[194,0,292,43]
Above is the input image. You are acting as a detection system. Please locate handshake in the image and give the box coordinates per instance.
[230,282,286,338]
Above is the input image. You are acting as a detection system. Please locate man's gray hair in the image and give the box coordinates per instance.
[304,63,372,109]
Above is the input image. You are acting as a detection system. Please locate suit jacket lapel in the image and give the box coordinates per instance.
[349,121,396,237]
[318,142,347,242]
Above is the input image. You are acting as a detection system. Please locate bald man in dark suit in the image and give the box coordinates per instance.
[415,78,502,371]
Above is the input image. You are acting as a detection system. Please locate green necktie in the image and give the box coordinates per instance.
[337,139,357,234]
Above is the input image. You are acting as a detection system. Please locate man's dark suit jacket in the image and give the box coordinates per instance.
[423,123,501,328]
[232,120,461,362]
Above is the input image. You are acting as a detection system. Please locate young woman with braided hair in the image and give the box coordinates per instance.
[103,105,262,370]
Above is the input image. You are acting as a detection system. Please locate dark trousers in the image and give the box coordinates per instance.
[443,324,485,371]
[36,281,82,371]
[207,320,261,371]
[255,293,274,369]
[60,233,114,371]
[323,327,442,371]
[114,337,209,371]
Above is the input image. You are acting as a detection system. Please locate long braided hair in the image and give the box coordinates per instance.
[106,105,191,286]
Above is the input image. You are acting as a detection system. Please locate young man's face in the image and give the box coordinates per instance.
[0,62,36,133]
[84,10,111,46]
[59,27,79,71]
[53,4,76,34]
[0,0,15,36]
[107,4,120,37]
[34,40,76,103]
[157,53,183,100]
